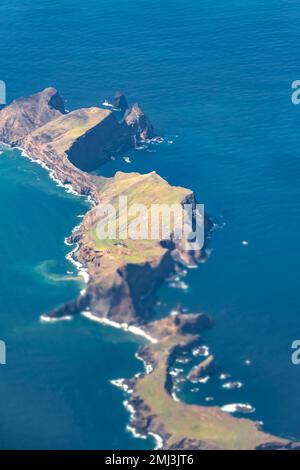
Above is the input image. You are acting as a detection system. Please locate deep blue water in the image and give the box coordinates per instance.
[0,0,300,448]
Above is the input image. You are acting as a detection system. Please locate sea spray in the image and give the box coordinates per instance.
[80,310,157,344]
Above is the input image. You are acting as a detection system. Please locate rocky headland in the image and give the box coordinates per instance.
[0,87,208,325]
[0,88,298,450]
[123,313,298,450]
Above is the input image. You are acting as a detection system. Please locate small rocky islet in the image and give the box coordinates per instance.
[0,88,298,450]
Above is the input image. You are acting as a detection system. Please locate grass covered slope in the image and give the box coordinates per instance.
[21,106,130,172]
[61,171,203,323]
[25,107,111,153]
[4,88,297,450]
[88,171,194,264]
[129,317,294,450]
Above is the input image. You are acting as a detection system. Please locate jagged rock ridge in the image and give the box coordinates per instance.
[125,103,156,141]
[0,87,65,144]
[0,88,206,323]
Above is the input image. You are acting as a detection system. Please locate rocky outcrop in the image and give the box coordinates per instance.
[0,88,208,324]
[0,88,158,179]
[44,293,91,318]
[45,171,211,323]
[20,105,132,173]
[113,91,128,112]
[167,439,222,450]
[0,88,159,177]
[256,441,300,450]
[187,355,216,382]
[0,87,65,144]
[167,439,300,450]
[18,107,112,202]
[2,87,296,451]
[125,314,300,450]
[147,312,214,341]
[125,103,156,141]
[47,245,175,324]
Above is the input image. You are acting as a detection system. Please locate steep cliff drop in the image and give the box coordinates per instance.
[113,91,129,112]
[0,88,205,325]
[0,87,65,144]
[0,88,298,450]
[125,103,156,142]
[47,170,209,324]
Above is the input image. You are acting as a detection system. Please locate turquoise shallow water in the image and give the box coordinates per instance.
[0,0,300,448]
[0,149,153,449]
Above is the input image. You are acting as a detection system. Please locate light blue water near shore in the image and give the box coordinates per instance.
[0,0,300,447]
[0,149,153,449]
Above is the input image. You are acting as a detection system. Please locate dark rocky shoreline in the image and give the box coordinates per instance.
[0,88,298,450]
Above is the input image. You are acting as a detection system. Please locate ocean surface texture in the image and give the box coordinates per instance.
[0,0,299,449]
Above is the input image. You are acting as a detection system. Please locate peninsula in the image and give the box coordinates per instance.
[0,88,298,450]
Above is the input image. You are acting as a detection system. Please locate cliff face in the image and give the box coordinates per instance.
[113,91,129,112]
[0,88,207,324]
[0,88,158,189]
[125,103,156,141]
[49,171,209,324]
[0,88,157,178]
[67,112,131,171]
[0,91,132,201]
[19,106,113,202]
[20,106,131,186]
[1,87,298,451]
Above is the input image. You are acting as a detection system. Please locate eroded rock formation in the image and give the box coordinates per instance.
[113,91,129,112]
[125,103,156,141]
[1,87,296,451]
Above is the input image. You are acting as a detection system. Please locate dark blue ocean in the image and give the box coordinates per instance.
[0,0,300,448]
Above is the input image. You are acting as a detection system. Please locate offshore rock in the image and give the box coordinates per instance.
[187,355,216,381]
[126,315,300,450]
[113,91,129,112]
[125,103,156,141]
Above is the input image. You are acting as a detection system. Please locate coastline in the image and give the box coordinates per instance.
[0,142,92,323]
[6,138,165,449]
[110,349,165,450]
[1,89,298,449]
[13,143,97,206]
[80,310,158,344]
[1,142,159,347]
[0,137,290,451]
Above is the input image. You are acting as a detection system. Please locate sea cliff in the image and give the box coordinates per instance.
[0,88,298,450]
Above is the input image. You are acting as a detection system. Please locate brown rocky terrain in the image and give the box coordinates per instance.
[125,313,300,450]
[1,87,298,450]
[0,87,65,144]
[125,103,156,141]
[0,88,208,325]
[47,170,209,323]
[0,88,157,201]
